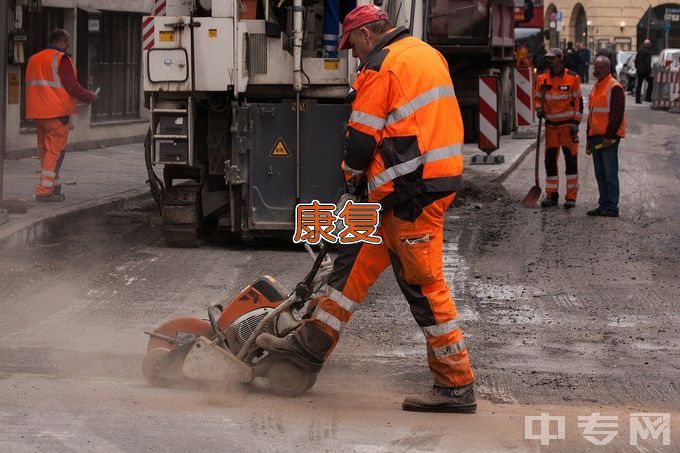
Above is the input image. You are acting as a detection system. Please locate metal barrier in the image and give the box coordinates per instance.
[651,65,680,112]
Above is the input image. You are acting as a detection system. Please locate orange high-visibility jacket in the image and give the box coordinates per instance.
[588,74,626,138]
[534,68,583,126]
[25,48,77,119]
[342,27,464,208]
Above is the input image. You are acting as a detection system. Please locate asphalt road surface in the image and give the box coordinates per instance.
[1,92,678,452]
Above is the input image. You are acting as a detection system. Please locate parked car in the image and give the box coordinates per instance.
[615,51,635,79]
[619,54,636,92]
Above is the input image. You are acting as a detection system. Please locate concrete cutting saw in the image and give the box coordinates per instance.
[142,244,331,396]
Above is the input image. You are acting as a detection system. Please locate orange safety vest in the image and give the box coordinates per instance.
[587,74,626,138]
[534,69,582,126]
[345,27,464,207]
[25,48,77,119]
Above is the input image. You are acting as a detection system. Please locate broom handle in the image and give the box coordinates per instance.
[535,82,547,186]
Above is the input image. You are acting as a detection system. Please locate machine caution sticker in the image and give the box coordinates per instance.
[159,31,175,42]
[271,138,290,157]
[324,59,340,70]
[209,29,217,38]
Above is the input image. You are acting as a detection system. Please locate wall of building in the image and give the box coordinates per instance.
[544,0,676,52]
[5,0,154,158]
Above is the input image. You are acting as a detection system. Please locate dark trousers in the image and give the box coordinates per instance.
[636,74,653,102]
[591,137,620,213]
[580,64,589,83]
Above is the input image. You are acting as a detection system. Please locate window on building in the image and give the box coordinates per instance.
[90,11,142,123]
[20,7,65,127]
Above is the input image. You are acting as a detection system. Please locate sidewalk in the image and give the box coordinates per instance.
[463,131,537,182]
[0,136,536,247]
[0,144,148,246]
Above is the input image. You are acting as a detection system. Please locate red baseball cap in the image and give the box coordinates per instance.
[338,4,389,51]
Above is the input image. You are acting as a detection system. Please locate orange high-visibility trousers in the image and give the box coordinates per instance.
[295,194,475,388]
[544,125,578,201]
[35,118,69,196]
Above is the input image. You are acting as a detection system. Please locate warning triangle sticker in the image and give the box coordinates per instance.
[271,138,290,157]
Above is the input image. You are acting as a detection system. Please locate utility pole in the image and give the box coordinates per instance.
[1,0,9,224]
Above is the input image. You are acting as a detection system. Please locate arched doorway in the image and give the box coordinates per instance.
[570,3,587,47]
[545,3,558,48]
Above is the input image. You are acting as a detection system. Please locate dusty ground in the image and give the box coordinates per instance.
[0,97,678,451]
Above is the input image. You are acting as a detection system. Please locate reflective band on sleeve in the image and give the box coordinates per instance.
[422,318,459,338]
[386,85,456,126]
[368,143,462,192]
[349,110,386,131]
[41,170,57,177]
[572,90,582,98]
[327,287,361,314]
[314,307,345,333]
[341,162,365,175]
[40,180,55,187]
[590,107,610,113]
[432,339,466,358]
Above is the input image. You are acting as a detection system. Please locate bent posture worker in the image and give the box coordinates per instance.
[25,29,97,202]
[257,4,477,414]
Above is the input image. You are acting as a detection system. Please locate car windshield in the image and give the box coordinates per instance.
[618,51,634,64]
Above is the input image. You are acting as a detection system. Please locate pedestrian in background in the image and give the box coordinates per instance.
[535,48,583,209]
[25,29,98,202]
[563,41,581,74]
[577,42,591,83]
[586,56,625,217]
[635,39,654,104]
[533,44,548,74]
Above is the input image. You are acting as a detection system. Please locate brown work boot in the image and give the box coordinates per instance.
[402,384,477,414]
[256,333,323,372]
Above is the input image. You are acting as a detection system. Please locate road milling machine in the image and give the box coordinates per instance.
[143,0,515,246]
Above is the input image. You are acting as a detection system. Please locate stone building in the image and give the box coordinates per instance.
[4,0,154,157]
[543,1,680,52]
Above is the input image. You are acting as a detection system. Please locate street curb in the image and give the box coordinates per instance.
[492,138,538,184]
[0,186,149,249]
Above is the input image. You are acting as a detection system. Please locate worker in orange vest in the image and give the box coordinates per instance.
[257,4,476,414]
[534,48,583,209]
[25,29,98,202]
[586,56,626,217]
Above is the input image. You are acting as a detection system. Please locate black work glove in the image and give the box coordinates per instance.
[570,124,579,135]
[536,108,544,119]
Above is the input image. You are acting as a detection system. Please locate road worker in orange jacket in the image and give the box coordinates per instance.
[534,48,583,209]
[586,56,626,217]
[257,4,476,414]
[25,29,97,202]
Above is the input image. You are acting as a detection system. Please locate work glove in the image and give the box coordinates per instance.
[570,124,579,135]
[586,140,593,155]
[536,108,544,119]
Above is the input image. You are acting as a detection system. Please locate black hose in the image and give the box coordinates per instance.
[144,128,165,214]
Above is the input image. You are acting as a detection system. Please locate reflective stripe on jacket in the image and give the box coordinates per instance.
[534,69,583,126]
[587,74,626,138]
[343,27,464,208]
[25,49,77,119]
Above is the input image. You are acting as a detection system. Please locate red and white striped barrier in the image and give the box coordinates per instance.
[478,75,500,152]
[143,17,155,51]
[652,67,680,110]
[514,67,534,126]
[154,0,167,16]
